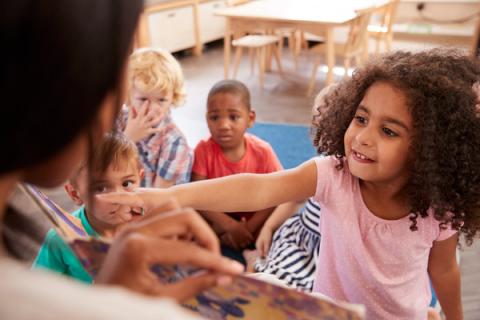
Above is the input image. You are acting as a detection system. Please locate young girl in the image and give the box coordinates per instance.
[102,50,480,319]
[120,48,193,188]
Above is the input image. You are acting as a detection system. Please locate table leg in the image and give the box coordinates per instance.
[135,13,150,48]
[224,18,232,79]
[326,26,334,85]
[266,29,273,72]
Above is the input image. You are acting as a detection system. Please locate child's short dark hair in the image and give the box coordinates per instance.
[207,79,251,110]
[70,131,140,186]
[312,49,480,244]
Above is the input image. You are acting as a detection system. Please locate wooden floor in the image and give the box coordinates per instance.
[172,40,480,319]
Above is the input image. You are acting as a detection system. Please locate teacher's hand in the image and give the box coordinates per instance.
[95,199,244,302]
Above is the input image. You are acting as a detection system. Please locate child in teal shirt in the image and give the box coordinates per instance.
[33,132,144,283]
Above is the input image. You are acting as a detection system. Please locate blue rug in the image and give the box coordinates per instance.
[248,122,318,169]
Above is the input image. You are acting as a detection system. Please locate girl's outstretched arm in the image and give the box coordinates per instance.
[98,159,318,215]
[428,234,463,320]
[170,159,316,212]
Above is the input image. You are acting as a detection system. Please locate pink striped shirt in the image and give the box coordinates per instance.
[312,157,456,320]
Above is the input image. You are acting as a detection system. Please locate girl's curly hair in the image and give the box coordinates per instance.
[312,49,480,245]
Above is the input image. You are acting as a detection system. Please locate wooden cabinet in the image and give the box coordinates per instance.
[199,0,227,43]
[136,0,228,55]
[137,0,201,55]
[147,3,198,53]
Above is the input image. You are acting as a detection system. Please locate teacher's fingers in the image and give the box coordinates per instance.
[121,209,222,254]
[126,234,244,276]
[97,191,145,208]
[96,188,169,212]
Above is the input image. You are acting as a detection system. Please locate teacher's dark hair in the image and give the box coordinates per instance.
[0,0,143,174]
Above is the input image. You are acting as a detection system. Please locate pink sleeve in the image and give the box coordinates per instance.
[313,156,337,203]
[436,225,458,241]
[191,141,208,178]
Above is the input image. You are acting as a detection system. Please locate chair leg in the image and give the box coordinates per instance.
[249,48,255,75]
[278,34,284,60]
[301,31,308,49]
[272,43,283,75]
[363,34,370,62]
[307,55,321,96]
[354,54,362,68]
[266,43,273,72]
[386,34,393,52]
[343,58,351,78]
[232,47,243,79]
[294,30,303,72]
[288,31,296,56]
[375,37,381,54]
[258,47,266,89]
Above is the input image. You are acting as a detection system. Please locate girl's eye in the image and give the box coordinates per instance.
[158,98,168,103]
[138,97,148,102]
[209,115,219,121]
[382,127,398,137]
[229,115,239,121]
[354,115,367,125]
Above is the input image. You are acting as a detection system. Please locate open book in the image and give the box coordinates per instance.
[23,184,365,320]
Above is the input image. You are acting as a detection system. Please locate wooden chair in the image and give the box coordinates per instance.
[287,31,325,71]
[367,0,400,54]
[231,35,283,89]
[227,0,283,88]
[307,10,372,96]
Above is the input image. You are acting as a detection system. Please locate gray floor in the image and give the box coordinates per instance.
[171,40,480,319]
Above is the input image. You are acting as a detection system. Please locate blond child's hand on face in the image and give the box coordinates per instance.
[124,101,163,142]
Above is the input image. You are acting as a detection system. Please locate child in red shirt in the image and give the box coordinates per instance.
[192,80,282,265]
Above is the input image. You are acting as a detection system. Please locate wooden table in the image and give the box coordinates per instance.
[216,0,385,85]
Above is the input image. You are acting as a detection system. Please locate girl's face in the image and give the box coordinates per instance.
[344,82,413,188]
[129,84,173,120]
[206,93,255,151]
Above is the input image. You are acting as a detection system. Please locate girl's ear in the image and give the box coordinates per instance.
[64,183,84,206]
[139,168,145,180]
[247,109,256,128]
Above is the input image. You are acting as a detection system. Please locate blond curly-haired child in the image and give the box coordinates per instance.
[120,48,193,188]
